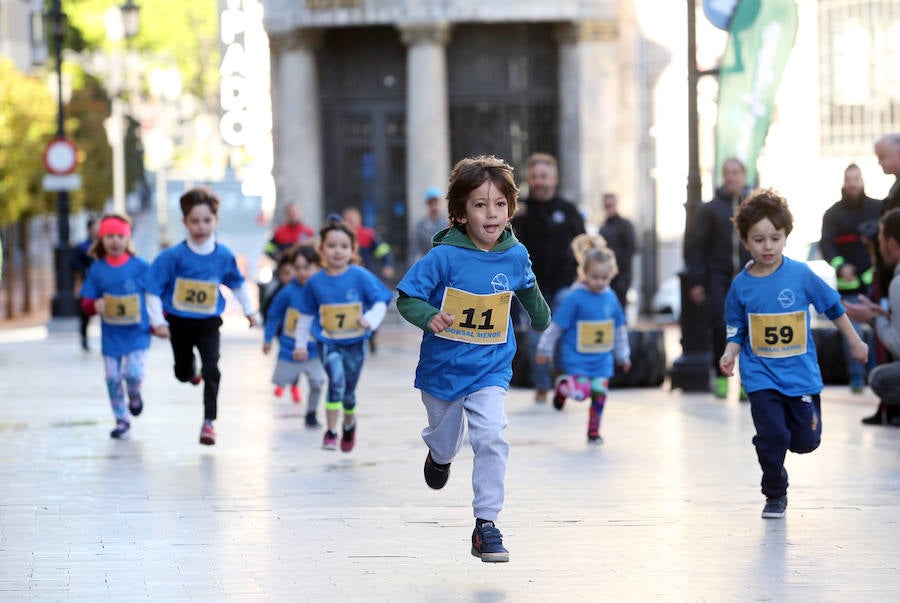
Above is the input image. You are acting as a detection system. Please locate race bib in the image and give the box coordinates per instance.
[436,287,511,345]
[283,308,300,339]
[172,277,219,314]
[320,302,364,339]
[102,293,141,325]
[748,311,807,358]
[576,320,614,354]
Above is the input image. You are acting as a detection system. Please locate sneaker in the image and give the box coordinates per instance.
[761,495,787,519]
[340,423,356,452]
[128,394,144,417]
[274,385,284,398]
[190,366,202,386]
[534,389,548,404]
[715,376,728,399]
[587,407,601,443]
[110,419,130,439]
[552,392,566,411]
[322,430,338,450]
[305,412,321,429]
[423,451,451,489]
[291,385,301,403]
[471,522,509,563]
[199,422,216,446]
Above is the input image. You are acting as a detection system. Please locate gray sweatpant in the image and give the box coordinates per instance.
[870,361,900,406]
[421,386,509,521]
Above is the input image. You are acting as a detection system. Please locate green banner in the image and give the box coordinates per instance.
[715,0,798,187]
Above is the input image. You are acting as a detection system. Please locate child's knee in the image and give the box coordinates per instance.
[789,430,821,454]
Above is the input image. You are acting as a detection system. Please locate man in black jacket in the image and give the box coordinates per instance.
[821,163,881,392]
[685,157,751,399]
[599,192,637,310]
[875,133,900,214]
[511,153,585,403]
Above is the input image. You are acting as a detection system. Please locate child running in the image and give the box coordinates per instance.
[78,214,154,439]
[261,251,301,402]
[535,234,631,443]
[262,245,325,428]
[396,155,551,563]
[719,189,868,519]
[146,187,259,446]
[292,218,393,452]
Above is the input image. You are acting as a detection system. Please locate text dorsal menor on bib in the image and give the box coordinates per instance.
[436,287,511,345]
[172,277,219,314]
[319,301,364,339]
[102,293,141,325]
[576,319,614,354]
[748,310,807,358]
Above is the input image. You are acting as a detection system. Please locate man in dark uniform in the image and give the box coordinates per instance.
[511,153,585,403]
[685,157,751,399]
[598,192,637,310]
[821,163,881,392]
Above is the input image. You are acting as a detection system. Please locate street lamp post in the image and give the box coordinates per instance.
[669,0,718,391]
[48,0,78,318]
[105,1,140,215]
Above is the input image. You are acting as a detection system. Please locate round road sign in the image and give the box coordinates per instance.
[43,138,78,175]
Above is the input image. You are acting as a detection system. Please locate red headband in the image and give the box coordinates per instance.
[98,217,131,238]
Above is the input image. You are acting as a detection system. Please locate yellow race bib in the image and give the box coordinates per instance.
[436,287,511,345]
[320,302,364,339]
[283,308,301,339]
[102,293,141,325]
[576,320,614,353]
[172,278,219,314]
[748,311,807,358]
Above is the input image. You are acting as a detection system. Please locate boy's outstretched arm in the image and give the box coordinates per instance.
[396,291,441,332]
[833,313,869,363]
[514,284,551,331]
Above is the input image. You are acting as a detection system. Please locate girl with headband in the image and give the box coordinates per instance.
[79,213,156,439]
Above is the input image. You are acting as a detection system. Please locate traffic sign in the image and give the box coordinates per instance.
[43,173,82,192]
[43,138,78,175]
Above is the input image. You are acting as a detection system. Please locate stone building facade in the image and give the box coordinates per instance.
[262,0,638,263]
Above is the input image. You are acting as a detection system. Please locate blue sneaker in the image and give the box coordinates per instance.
[761,495,787,519]
[471,522,509,563]
[110,419,130,439]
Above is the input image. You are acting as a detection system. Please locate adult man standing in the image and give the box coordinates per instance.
[845,209,900,425]
[820,164,881,392]
[410,187,447,261]
[511,152,585,402]
[684,157,751,399]
[264,202,315,259]
[875,133,900,214]
[598,192,637,310]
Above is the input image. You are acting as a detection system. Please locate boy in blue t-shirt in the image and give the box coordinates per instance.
[720,189,868,519]
[262,245,325,428]
[397,155,551,563]
[146,187,259,446]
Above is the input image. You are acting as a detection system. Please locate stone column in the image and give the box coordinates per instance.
[400,23,451,254]
[556,20,620,218]
[269,29,324,227]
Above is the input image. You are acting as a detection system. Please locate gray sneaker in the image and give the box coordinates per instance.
[761,495,787,519]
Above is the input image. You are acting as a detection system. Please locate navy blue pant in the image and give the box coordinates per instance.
[748,389,821,499]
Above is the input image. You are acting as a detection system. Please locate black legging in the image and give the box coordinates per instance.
[167,315,222,420]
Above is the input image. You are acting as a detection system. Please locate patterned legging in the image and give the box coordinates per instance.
[103,349,147,420]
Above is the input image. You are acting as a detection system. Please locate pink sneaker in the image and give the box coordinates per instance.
[199,422,216,445]
[291,385,301,403]
[273,385,284,397]
[321,430,338,450]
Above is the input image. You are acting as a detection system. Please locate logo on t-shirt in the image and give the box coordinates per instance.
[491,273,510,293]
[777,289,796,308]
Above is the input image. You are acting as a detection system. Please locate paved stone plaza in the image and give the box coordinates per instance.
[1,320,899,601]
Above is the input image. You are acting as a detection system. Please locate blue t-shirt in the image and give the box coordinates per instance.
[264,280,318,362]
[397,242,536,401]
[298,264,393,346]
[553,286,626,377]
[146,241,245,319]
[79,256,151,357]
[725,256,842,396]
